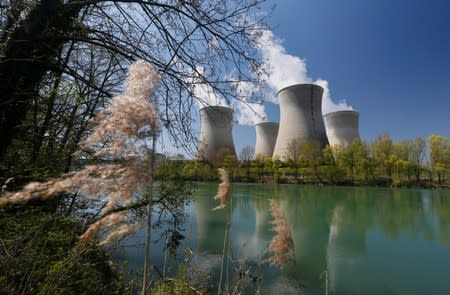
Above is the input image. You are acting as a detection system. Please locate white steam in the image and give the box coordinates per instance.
[190,29,352,127]
[188,67,227,107]
[233,100,266,125]
[189,67,267,126]
[257,30,352,114]
[230,79,266,126]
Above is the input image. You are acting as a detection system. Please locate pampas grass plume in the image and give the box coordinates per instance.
[79,212,127,243]
[212,168,230,211]
[265,199,295,268]
[0,60,160,245]
[99,222,143,245]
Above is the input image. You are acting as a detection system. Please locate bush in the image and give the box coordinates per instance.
[0,202,124,294]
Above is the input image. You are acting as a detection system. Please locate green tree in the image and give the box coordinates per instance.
[372,134,395,181]
[322,144,345,184]
[216,148,234,168]
[300,140,323,183]
[181,160,215,180]
[239,146,255,179]
[252,153,266,181]
[350,138,372,182]
[286,139,302,181]
[263,156,274,181]
[428,135,449,183]
[409,137,426,181]
[393,139,412,182]
[272,155,283,182]
[222,154,239,180]
[342,143,357,182]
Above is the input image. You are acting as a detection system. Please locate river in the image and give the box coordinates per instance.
[115,183,450,295]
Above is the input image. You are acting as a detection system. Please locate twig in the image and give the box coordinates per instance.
[0,239,11,257]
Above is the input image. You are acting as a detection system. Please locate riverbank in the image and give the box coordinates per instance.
[173,172,450,190]
[231,176,450,189]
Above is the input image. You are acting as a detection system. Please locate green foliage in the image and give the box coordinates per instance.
[0,162,52,190]
[299,140,323,183]
[154,134,448,187]
[149,265,200,295]
[272,156,283,182]
[321,145,345,184]
[252,154,266,181]
[0,202,125,294]
[428,135,450,183]
[221,155,239,180]
[372,134,395,179]
[180,161,216,181]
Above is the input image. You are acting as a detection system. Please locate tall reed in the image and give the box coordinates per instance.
[212,168,230,211]
[264,199,295,268]
[0,60,161,294]
[211,168,232,294]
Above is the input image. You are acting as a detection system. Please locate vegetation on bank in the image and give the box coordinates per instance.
[0,199,127,294]
[0,60,188,295]
[0,0,448,293]
[167,134,450,188]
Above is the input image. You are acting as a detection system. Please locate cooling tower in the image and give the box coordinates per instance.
[255,122,279,158]
[324,110,360,148]
[197,106,236,166]
[272,84,329,159]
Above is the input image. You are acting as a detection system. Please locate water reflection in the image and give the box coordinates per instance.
[121,183,450,295]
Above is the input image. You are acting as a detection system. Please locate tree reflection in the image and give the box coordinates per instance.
[188,183,450,293]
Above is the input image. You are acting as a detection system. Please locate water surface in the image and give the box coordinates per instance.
[118,183,450,295]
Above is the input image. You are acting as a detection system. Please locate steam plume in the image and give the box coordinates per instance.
[189,67,227,107]
[191,29,352,126]
[231,79,267,125]
[190,69,267,126]
[257,30,352,114]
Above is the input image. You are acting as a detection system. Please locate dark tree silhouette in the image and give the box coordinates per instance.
[0,0,270,163]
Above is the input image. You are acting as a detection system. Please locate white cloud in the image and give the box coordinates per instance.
[315,79,353,114]
[188,67,227,108]
[187,28,351,127]
[233,100,266,125]
[257,29,353,114]
[230,79,267,126]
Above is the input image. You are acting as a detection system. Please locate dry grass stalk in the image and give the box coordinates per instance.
[212,168,230,211]
[79,212,127,243]
[0,164,149,212]
[80,61,160,158]
[264,199,295,268]
[99,222,143,245]
[0,60,160,243]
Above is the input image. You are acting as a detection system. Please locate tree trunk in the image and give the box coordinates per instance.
[30,41,77,164]
[0,0,82,161]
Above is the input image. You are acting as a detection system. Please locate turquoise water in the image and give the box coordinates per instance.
[117,183,450,294]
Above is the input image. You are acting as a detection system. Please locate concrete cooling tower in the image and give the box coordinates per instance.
[324,110,360,148]
[255,122,279,158]
[197,106,236,166]
[273,84,329,159]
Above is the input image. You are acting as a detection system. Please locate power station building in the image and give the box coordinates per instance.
[324,110,360,148]
[272,84,329,159]
[255,122,279,158]
[197,106,236,166]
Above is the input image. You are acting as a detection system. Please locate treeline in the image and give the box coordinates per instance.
[159,134,450,187]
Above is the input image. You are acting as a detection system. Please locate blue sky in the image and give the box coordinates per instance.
[227,0,450,156]
[160,0,450,157]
